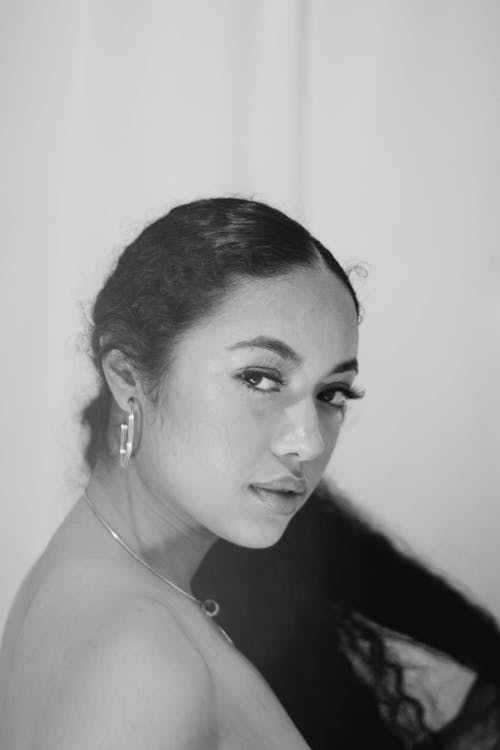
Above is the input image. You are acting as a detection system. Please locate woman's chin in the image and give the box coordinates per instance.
[219,515,294,550]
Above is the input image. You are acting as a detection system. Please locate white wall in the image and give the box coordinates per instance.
[1,0,499,634]
[304,1,500,615]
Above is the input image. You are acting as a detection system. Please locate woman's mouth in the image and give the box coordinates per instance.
[249,485,304,516]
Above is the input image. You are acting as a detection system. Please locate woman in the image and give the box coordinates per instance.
[1,197,498,749]
[0,197,362,749]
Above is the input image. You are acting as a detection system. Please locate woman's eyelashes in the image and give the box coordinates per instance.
[235,368,365,410]
[317,384,365,408]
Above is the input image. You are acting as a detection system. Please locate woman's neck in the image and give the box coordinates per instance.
[86,461,217,594]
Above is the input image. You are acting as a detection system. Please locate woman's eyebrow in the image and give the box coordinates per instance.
[227,336,358,375]
[228,336,302,365]
[326,357,359,375]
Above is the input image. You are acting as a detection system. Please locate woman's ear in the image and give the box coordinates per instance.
[101,349,140,411]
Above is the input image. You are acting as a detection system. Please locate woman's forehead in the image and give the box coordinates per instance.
[217,268,356,328]
[186,268,359,363]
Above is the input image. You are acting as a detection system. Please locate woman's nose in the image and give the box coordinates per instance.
[270,399,325,462]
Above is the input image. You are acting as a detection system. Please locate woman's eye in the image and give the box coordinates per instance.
[318,388,347,408]
[318,384,364,410]
[238,370,282,393]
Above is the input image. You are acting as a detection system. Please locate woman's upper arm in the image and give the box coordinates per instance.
[37,606,217,750]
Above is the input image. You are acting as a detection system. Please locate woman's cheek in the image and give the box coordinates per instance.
[204,411,272,478]
[316,420,343,469]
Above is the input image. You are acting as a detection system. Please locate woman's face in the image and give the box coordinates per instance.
[136,266,359,548]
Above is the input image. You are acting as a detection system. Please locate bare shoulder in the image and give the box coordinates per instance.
[35,581,218,750]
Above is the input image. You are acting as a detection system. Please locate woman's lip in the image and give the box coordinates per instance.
[249,485,303,516]
[251,476,308,494]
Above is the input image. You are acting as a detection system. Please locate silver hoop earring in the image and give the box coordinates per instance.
[119,398,135,468]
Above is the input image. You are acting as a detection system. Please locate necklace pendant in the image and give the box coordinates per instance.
[200,599,233,645]
[200,599,220,618]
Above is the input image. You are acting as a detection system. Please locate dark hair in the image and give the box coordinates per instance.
[194,482,500,749]
[82,197,360,468]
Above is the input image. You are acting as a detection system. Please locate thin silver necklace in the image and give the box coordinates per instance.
[83,489,232,644]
